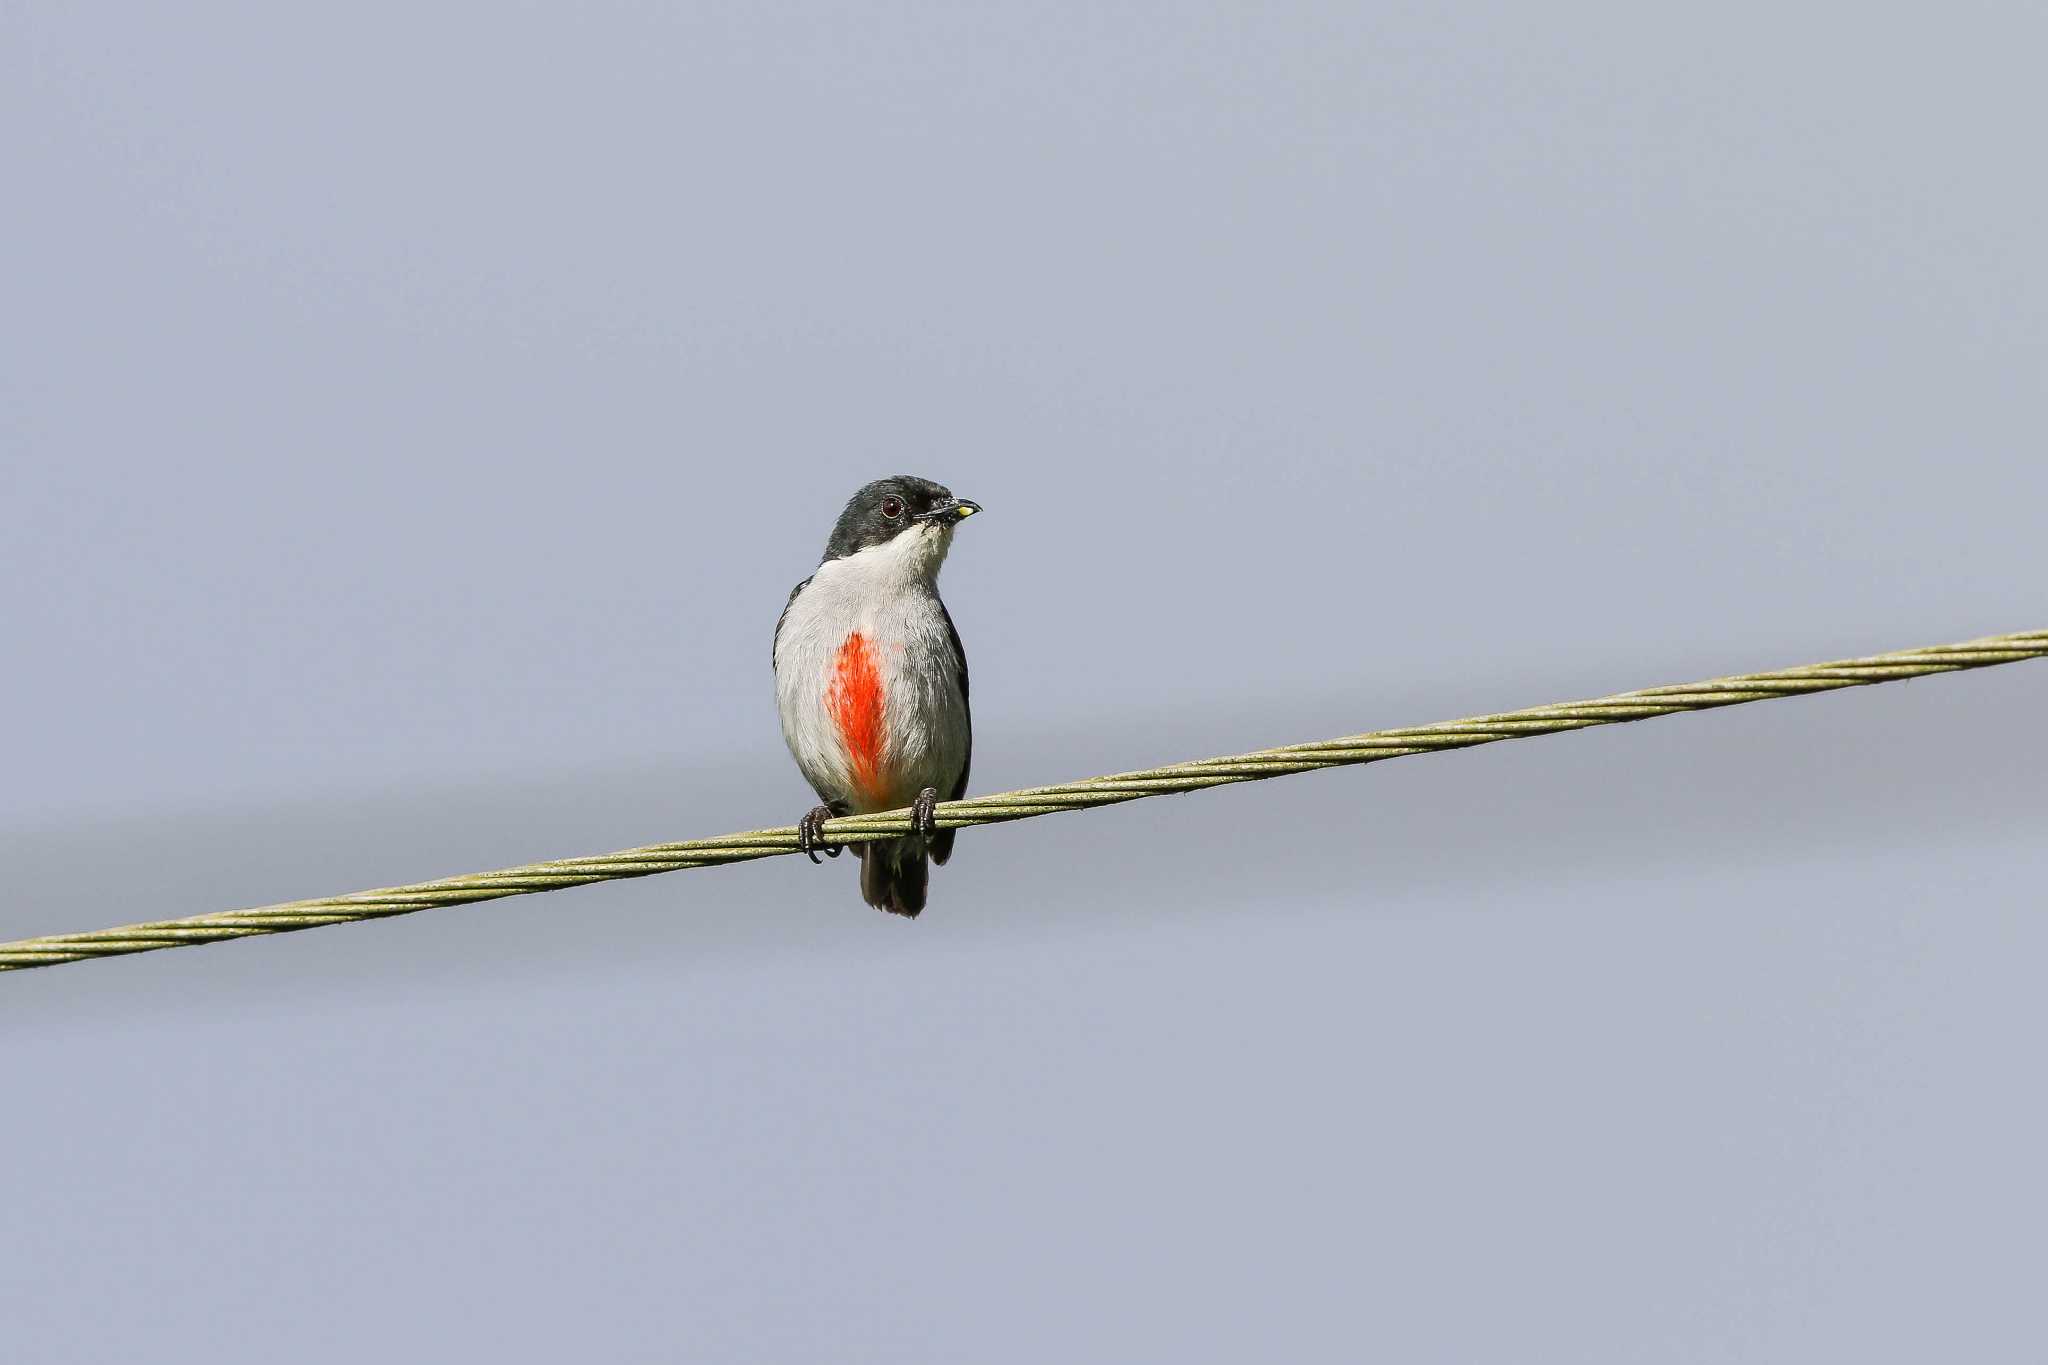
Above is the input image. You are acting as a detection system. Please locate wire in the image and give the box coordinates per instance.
[4,628,2042,974]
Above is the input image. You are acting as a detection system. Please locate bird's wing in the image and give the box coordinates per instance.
[940,597,970,801]
[772,575,812,670]
[930,598,971,867]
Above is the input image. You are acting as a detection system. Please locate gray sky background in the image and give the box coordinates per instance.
[4,3,2045,1360]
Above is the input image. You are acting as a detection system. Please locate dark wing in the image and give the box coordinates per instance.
[773,576,811,670]
[929,598,971,866]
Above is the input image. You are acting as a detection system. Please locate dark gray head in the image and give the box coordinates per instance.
[822,476,981,561]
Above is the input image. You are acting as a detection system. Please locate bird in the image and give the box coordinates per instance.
[772,476,980,917]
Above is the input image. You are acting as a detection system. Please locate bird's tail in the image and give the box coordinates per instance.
[858,838,929,918]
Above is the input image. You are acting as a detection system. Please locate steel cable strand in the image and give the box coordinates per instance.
[3,628,2042,972]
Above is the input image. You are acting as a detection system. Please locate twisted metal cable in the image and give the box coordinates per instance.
[5,628,2043,974]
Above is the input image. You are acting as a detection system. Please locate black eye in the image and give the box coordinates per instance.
[880,496,904,519]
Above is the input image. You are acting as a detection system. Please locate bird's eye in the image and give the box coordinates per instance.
[880,496,904,519]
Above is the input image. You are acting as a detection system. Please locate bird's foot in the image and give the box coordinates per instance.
[911,787,941,841]
[798,805,843,863]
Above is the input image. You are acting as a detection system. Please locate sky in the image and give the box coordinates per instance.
[4,2,2046,1360]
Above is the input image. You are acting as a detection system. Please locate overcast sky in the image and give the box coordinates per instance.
[5,3,2045,1360]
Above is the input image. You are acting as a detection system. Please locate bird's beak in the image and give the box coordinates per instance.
[918,498,982,524]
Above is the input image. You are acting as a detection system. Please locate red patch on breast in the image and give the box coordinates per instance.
[828,632,887,804]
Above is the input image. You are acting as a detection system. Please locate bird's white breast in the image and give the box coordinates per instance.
[773,525,969,813]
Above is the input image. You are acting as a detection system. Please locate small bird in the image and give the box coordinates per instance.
[773,476,980,916]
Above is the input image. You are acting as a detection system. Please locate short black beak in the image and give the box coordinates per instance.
[918,498,981,523]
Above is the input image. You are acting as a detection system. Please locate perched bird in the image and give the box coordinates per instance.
[773,476,980,916]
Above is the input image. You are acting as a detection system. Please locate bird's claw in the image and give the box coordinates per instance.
[912,787,941,841]
[798,805,842,863]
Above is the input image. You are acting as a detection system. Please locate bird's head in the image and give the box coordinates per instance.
[822,476,981,576]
